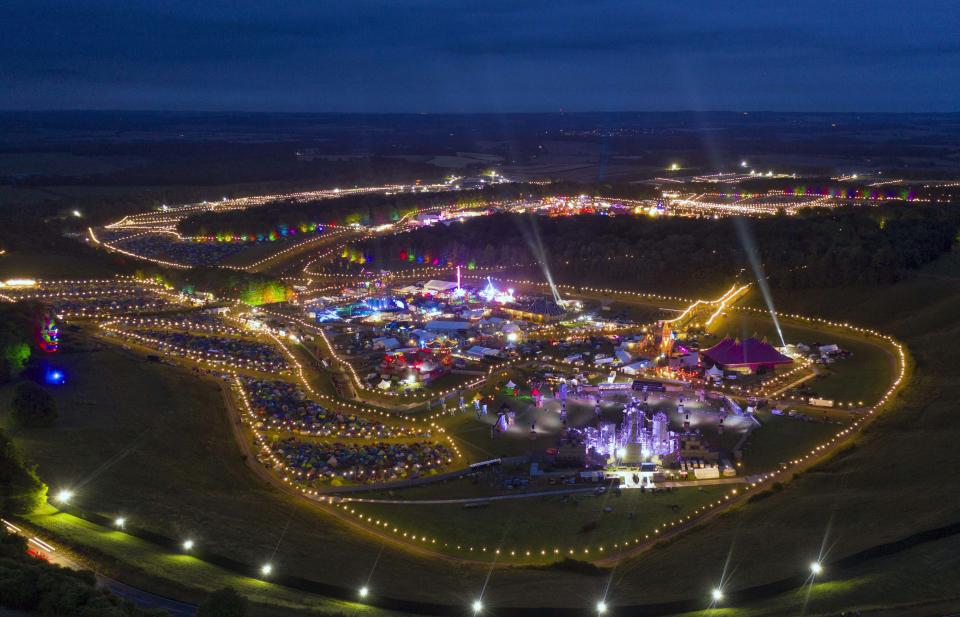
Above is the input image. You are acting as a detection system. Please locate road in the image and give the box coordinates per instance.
[2,518,197,617]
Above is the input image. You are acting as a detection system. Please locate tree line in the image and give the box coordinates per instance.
[352,205,960,295]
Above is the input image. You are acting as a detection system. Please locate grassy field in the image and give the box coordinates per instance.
[0,337,471,608]
[805,337,891,404]
[24,506,401,617]
[706,309,894,406]
[348,486,727,562]
[672,530,960,617]
[737,410,842,474]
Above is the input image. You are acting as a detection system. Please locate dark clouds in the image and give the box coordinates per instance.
[1,0,958,112]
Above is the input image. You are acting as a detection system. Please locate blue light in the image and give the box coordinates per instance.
[45,369,66,385]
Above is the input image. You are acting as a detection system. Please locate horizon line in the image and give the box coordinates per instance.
[1,108,959,116]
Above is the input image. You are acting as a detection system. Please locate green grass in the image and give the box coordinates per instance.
[349,486,728,562]
[25,505,395,617]
[804,337,891,404]
[738,410,842,474]
[707,309,894,406]
[672,526,960,617]
[1,336,474,609]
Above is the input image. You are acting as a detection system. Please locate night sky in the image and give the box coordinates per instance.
[3,0,959,113]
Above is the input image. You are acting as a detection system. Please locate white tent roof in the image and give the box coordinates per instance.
[466,345,499,357]
[410,329,437,341]
[622,361,647,374]
[424,280,459,292]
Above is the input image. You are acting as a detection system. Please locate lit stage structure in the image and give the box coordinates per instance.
[580,402,679,465]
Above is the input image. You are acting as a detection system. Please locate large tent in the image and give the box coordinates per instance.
[702,337,793,373]
[423,280,459,293]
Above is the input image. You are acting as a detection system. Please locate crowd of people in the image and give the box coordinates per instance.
[269,437,453,484]
[241,377,425,438]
